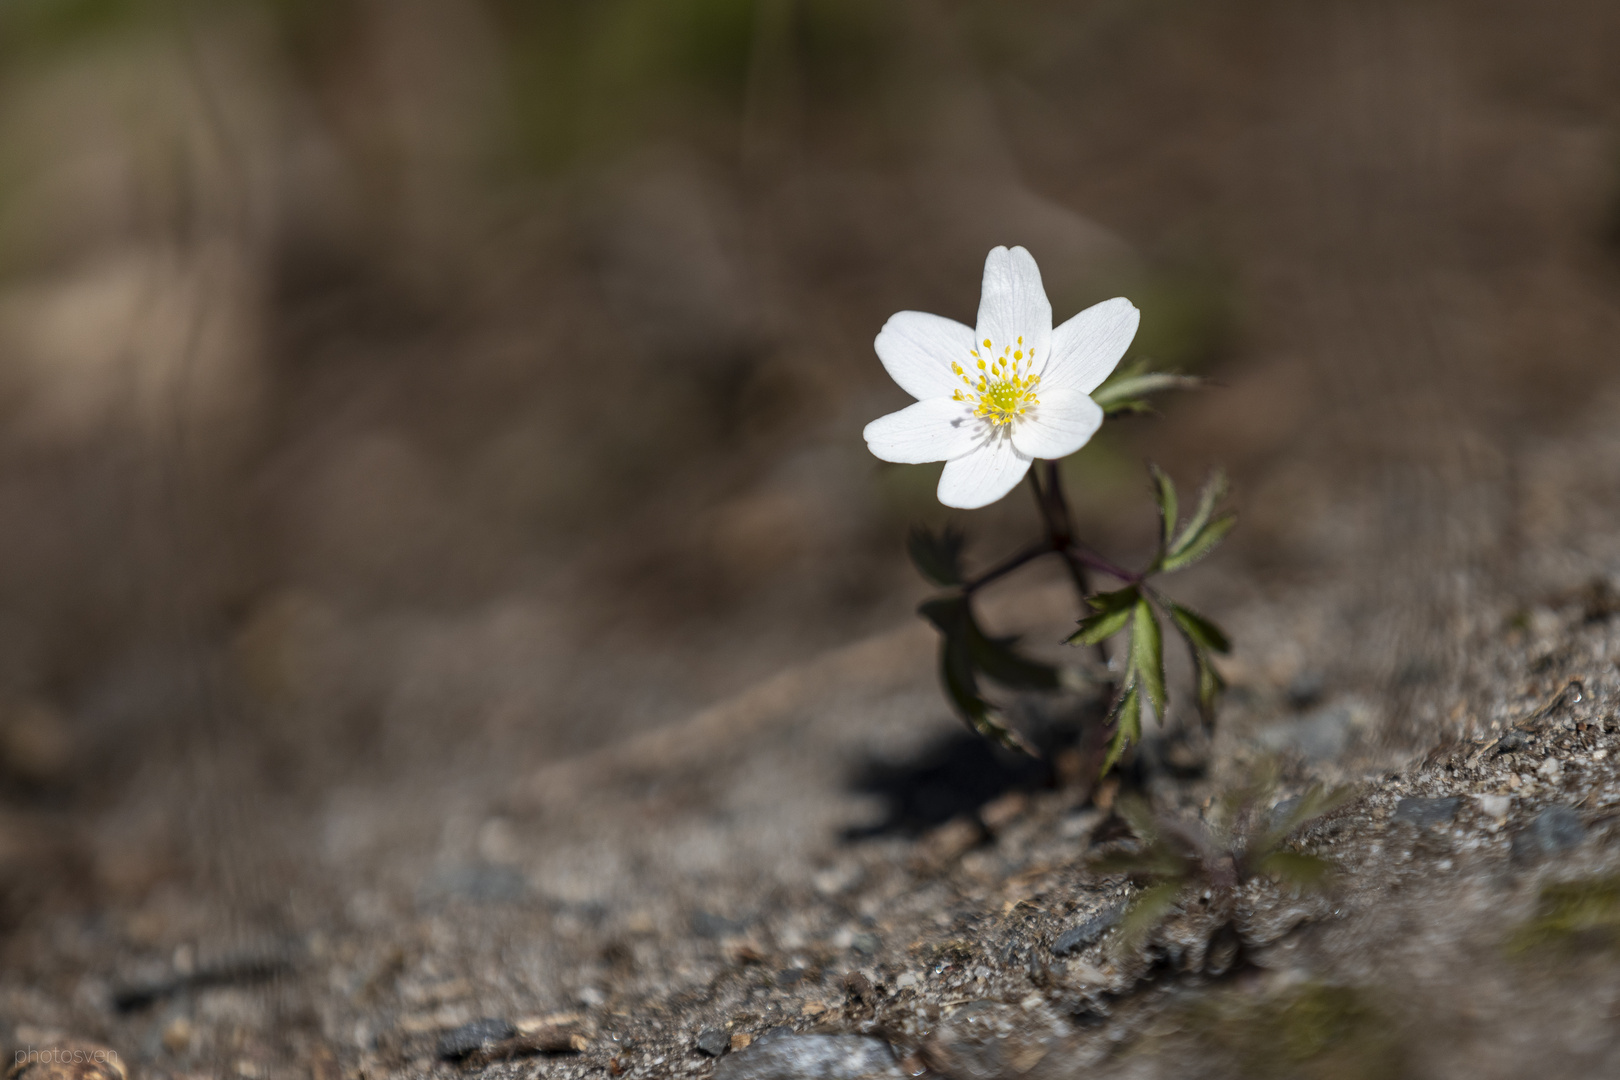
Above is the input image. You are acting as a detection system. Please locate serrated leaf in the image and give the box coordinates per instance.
[1091,372,1202,412]
[1256,850,1336,890]
[1069,606,1133,646]
[1131,599,1166,716]
[1067,587,1139,646]
[1159,514,1235,573]
[1169,603,1231,654]
[922,596,1038,755]
[1115,793,1161,846]
[928,593,1061,691]
[907,524,967,587]
[1088,848,1187,880]
[1257,783,1355,853]
[941,636,1036,755]
[1194,650,1225,720]
[1169,470,1227,559]
[970,629,1062,692]
[1088,587,1141,614]
[1101,684,1141,775]
[917,595,969,635]
[1149,464,1178,550]
[1108,881,1184,957]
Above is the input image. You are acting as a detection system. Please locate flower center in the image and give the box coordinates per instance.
[951,336,1040,428]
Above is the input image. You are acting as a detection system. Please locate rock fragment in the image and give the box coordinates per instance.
[1392,797,1460,828]
[1513,805,1585,859]
[1051,904,1124,956]
[695,1028,731,1057]
[436,1018,516,1061]
[713,1034,903,1080]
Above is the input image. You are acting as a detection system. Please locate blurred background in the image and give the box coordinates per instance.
[2,0,1620,1050]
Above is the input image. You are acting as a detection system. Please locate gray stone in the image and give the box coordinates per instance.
[1051,904,1124,955]
[1256,705,1355,761]
[1287,670,1325,709]
[1496,730,1529,753]
[436,1018,515,1060]
[692,910,750,938]
[1392,797,1460,828]
[1513,805,1586,859]
[851,932,881,956]
[1269,796,1303,831]
[696,1028,731,1057]
[714,1035,903,1080]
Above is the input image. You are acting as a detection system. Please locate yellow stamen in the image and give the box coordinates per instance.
[951,331,1041,429]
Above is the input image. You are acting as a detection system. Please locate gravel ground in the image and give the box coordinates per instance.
[7,523,1620,1080]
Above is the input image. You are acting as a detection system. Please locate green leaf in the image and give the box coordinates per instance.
[1109,880,1184,957]
[969,629,1062,692]
[1115,793,1161,846]
[907,524,967,587]
[1088,586,1142,614]
[1257,783,1356,853]
[917,595,969,635]
[1163,601,1228,724]
[1169,470,1227,559]
[1067,587,1139,646]
[1257,850,1336,890]
[1149,464,1178,550]
[920,597,1038,755]
[1097,397,1156,417]
[1131,599,1166,716]
[927,592,1062,692]
[1070,606,1132,646]
[1169,603,1231,654]
[1159,514,1235,573]
[1091,372,1202,414]
[1194,650,1225,720]
[1101,683,1141,775]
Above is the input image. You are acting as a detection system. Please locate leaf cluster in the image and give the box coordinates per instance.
[1090,765,1354,955]
[912,538,1065,753]
[1068,467,1235,770]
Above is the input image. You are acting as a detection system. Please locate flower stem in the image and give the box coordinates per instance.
[1030,463,1114,674]
[1031,462,1091,599]
[1066,543,1141,585]
[962,539,1054,594]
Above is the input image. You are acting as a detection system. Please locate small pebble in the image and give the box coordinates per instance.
[713,1033,902,1080]
[696,1029,731,1058]
[1051,905,1124,956]
[436,1018,516,1061]
[1512,805,1586,859]
[692,911,750,939]
[1391,797,1460,828]
[1476,794,1511,823]
[1496,730,1528,753]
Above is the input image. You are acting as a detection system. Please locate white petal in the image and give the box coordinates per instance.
[1010,388,1104,460]
[1039,297,1139,395]
[937,434,1033,509]
[974,246,1052,371]
[874,311,976,401]
[864,398,984,464]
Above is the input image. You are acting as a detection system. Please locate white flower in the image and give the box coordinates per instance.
[863,246,1139,509]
